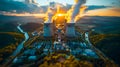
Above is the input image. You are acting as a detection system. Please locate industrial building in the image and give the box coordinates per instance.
[43,13,76,37]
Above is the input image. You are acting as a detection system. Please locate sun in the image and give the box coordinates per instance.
[56,14,64,16]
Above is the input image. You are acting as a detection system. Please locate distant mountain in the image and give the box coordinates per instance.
[0,15,43,23]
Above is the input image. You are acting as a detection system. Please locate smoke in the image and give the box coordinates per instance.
[46,8,54,20]
[68,0,86,23]
[44,2,56,23]
[75,6,87,22]
[44,0,87,23]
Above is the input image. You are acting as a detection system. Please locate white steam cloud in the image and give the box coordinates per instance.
[69,0,86,22]
[44,2,56,23]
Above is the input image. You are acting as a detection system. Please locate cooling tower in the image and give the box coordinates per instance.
[43,23,53,37]
[66,23,76,37]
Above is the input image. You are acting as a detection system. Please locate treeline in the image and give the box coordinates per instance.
[39,54,93,67]
[39,53,118,67]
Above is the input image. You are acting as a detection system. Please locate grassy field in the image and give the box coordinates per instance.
[0,32,24,64]
[21,22,43,32]
[89,32,120,66]
[0,22,19,32]
[76,16,120,66]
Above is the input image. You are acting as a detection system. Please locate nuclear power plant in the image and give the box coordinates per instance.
[43,14,76,38]
[43,0,86,38]
[43,3,76,37]
[3,1,114,67]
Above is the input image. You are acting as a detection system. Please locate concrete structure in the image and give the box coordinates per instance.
[43,19,76,37]
[66,23,76,37]
[43,23,53,37]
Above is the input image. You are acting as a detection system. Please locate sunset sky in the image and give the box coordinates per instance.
[36,0,120,7]
[0,0,120,17]
[17,0,120,7]
[84,7,120,17]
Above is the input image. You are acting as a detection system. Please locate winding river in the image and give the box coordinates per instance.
[12,24,29,56]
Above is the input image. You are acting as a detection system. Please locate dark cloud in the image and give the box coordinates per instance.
[0,0,40,13]
[0,0,111,14]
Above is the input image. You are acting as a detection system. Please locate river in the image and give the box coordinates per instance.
[12,24,29,56]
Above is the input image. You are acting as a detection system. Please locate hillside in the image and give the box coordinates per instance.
[21,22,43,32]
[76,16,120,66]
[90,33,120,66]
[0,22,19,32]
[76,16,120,34]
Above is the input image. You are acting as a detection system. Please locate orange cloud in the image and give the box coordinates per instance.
[85,7,120,17]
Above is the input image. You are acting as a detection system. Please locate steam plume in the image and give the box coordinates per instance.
[75,6,87,22]
[68,0,86,23]
[44,2,56,23]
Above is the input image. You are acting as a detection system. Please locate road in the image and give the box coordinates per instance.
[85,32,108,61]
